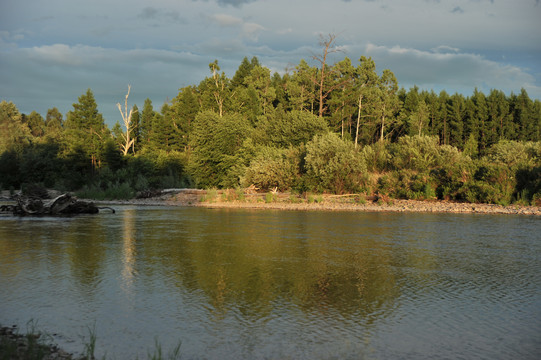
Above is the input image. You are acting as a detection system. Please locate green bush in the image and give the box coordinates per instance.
[361,141,390,173]
[241,146,301,191]
[304,132,367,194]
[484,140,541,169]
[389,135,441,171]
[457,162,515,204]
[252,109,328,147]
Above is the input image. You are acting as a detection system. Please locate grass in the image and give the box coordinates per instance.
[0,320,55,360]
[1,321,183,360]
[147,337,182,360]
[199,188,218,203]
[265,192,276,203]
[76,182,135,200]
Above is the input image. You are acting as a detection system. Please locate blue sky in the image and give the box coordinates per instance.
[1,0,540,126]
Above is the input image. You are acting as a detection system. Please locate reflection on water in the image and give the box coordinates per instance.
[1,207,540,359]
[121,208,137,294]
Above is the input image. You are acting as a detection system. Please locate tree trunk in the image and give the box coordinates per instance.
[380,103,386,142]
[355,93,363,148]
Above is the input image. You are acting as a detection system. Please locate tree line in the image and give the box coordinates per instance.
[1,36,540,204]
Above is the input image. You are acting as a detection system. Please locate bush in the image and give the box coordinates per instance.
[304,132,367,194]
[484,140,541,169]
[377,170,433,200]
[252,109,328,147]
[457,162,515,204]
[389,135,442,171]
[241,146,301,191]
[361,141,390,173]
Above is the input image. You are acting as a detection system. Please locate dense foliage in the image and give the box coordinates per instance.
[1,49,540,204]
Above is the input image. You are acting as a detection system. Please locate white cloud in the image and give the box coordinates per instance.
[364,43,541,97]
[25,44,86,66]
[1,0,540,125]
[210,13,243,27]
[242,22,265,41]
[431,45,460,54]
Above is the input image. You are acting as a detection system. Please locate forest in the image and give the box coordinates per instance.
[1,37,541,205]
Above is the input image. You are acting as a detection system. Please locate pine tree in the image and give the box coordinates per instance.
[447,93,465,148]
[171,86,199,151]
[140,98,155,146]
[64,89,108,169]
[45,107,64,141]
[0,100,31,153]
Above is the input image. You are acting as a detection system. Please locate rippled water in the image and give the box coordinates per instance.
[1,207,540,359]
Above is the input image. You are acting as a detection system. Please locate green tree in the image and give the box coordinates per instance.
[208,60,230,117]
[252,108,328,147]
[512,88,537,141]
[486,89,511,145]
[244,65,276,116]
[409,100,429,137]
[131,104,141,152]
[231,56,255,89]
[377,69,399,142]
[189,111,252,187]
[447,93,466,148]
[327,57,357,137]
[64,88,108,169]
[23,111,46,138]
[286,59,318,113]
[0,100,31,154]
[139,98,155,147]
[354,56,379,147]
[171,86,199,151]
[45,107,64,141]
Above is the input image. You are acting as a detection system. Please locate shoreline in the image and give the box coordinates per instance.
[92,190,541,216]
[3,189,540,216]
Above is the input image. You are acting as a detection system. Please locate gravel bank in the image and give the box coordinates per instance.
[93,190,541,216]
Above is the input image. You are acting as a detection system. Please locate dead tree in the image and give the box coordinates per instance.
[117,85,137,156]
[312,33,344,118]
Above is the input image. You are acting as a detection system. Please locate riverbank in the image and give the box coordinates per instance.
[3,188,540,215]
[93,189,541,216]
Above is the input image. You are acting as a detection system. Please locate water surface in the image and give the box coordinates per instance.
[1,207,540,359]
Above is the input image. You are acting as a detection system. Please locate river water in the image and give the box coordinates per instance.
[1,206,540,359]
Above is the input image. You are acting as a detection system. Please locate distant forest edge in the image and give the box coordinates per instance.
[1,39,541,205]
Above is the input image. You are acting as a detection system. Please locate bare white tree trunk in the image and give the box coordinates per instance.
[117,85,137,156]
[355,93,363,149]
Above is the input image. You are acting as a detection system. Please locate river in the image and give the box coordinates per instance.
[1,206,540,359]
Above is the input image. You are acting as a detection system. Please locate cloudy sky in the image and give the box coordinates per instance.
[1,0,540,125]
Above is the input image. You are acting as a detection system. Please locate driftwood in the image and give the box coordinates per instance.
[0,194,114,216]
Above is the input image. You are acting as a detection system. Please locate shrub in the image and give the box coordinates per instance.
[252,109,328,147]
[241,146,301,191]
[389,135,441,171]
[361,141,390,173]
[457,162,515,204]
[304,132,367,194]
[484,140,540,169]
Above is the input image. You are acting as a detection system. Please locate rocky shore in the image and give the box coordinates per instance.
[94,189,541,216]
[3,188,539,216]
